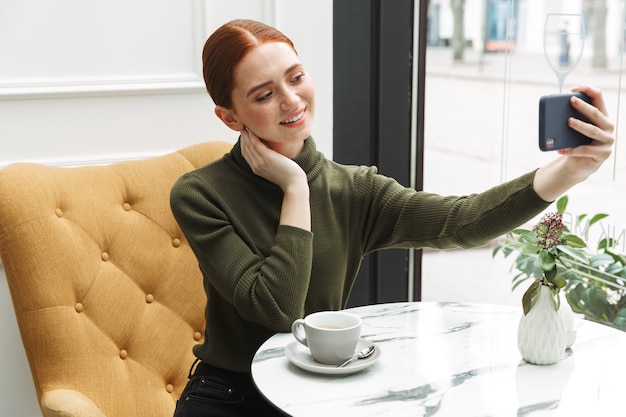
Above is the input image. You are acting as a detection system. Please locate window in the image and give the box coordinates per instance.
[422,0,625,305]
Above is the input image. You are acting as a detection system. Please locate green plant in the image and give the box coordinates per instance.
[493,196,626,330]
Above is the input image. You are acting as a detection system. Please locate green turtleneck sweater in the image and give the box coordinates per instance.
[170,137,549,373]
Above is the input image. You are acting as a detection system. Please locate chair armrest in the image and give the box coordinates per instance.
[41,389,107,417]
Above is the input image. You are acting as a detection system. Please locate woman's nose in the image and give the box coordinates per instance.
[280,88,299,110]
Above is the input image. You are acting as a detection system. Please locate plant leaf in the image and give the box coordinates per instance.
[556,195,568,213]
[589,213,609,226]
[590,253,615,269]
[613,308,626,326]
[511,229,538,244]
[551,286,561,310]
[559,256,574,268]
[561,234,587,248]
[605,263,625,276]
[539,250,556,272]
[544,266,557,281]
[556,245,589,264]
[522,280,542,315]
[583,286,610,310]
[598,238,610,250]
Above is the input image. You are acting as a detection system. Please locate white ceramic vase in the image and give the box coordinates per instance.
[559,294,577,348]
[517,284,568,365]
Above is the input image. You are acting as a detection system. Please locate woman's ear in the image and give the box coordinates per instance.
[214,106,244,131]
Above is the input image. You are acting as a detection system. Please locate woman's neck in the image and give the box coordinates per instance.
[266,140,306,159]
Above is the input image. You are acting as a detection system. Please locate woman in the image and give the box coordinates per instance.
[170,19,614,416]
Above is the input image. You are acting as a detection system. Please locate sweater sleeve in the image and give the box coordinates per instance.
[170,172,314,331]
[357,169,551,252]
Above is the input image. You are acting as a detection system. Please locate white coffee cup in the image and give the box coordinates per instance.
[291,311,361,365]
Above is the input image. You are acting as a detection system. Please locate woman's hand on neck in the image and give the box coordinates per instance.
[241,128,311,231]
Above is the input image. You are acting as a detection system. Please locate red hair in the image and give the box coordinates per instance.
[202,19,297,108]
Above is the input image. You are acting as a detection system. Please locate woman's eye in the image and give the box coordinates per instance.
[256,91,272,102]
[292,73,305,83]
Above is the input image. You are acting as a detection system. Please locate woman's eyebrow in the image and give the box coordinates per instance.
[245,63,303,98]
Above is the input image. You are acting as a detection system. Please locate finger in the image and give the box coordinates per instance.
[240,128,260,165]
[242,128,260,150]
[569,98,615,139]
[571,84,609,116]
[557,142,612,162]
[569,95,605,128]
[568,116,615,149]
[239,128,250,154]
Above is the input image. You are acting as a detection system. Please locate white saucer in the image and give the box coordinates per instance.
[284,339,380,375]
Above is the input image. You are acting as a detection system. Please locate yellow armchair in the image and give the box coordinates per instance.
[0,141,232,417]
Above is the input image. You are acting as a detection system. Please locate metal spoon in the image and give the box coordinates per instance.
[337,344,376,368]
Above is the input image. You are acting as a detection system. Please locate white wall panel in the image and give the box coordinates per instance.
[0,93,233,166]
[0,0,205,98]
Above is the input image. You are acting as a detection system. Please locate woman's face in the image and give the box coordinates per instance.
[217,42,315,156]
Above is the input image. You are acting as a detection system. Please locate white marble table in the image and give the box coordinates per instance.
[251,302,626,416]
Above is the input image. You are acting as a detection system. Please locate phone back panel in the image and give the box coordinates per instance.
[539,92,592,151]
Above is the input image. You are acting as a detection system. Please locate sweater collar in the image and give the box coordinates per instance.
[230,136,320,176]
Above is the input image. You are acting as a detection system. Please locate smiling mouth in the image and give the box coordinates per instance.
[280,110,305,125]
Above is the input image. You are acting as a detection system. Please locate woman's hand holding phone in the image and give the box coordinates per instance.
[533,85,614,202]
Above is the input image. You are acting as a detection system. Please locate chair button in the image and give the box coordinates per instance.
[193,332,202,341]
[166,384,174,393]
[123,203,132,211]
[172,238,181,248]
[55,208,63,217]
[75,303,84,313]
[145,294,154,303]
[101,252,109,261]
[119,349,128,360]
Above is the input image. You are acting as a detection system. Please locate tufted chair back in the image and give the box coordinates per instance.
[0,141,233,417]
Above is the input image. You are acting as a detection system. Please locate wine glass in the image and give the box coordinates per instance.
[543,13,585,92]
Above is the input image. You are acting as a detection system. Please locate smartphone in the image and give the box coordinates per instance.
[538,92,592,151]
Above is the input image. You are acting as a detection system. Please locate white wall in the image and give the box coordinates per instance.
[0,1,333,415]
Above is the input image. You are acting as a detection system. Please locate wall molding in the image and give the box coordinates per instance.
[0,76,206,100]
[262,0,278,26]
[1,0,208,101]
[0,150,170,169]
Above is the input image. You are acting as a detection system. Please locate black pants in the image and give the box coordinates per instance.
[173,360,286,417]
